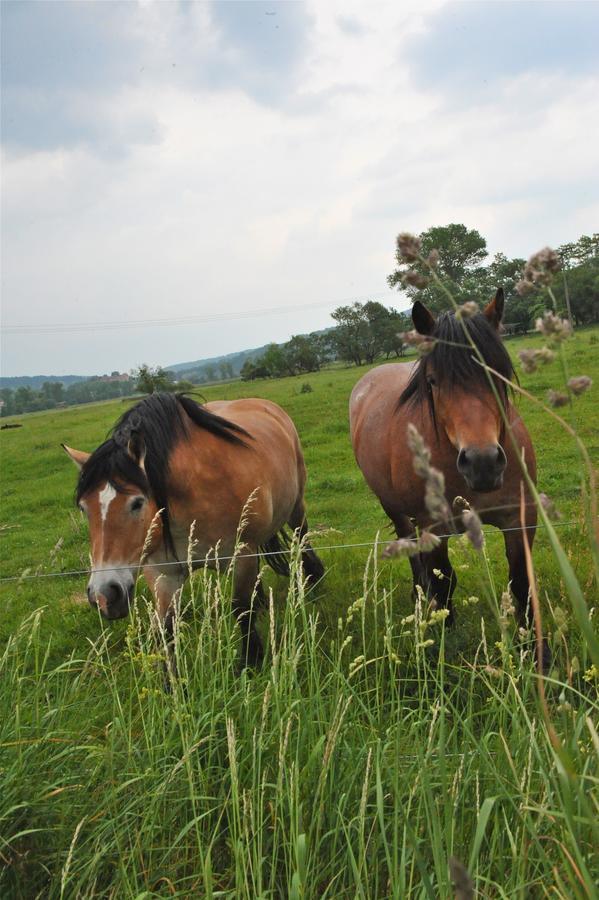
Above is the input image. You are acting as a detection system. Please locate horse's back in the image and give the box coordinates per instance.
[168,397,306,550]
[207,397,297,435]
[206,398,303,462]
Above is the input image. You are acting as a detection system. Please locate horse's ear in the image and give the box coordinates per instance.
[412,300,436,335]
[127,432,146,471]
[483,287,504,329]
[62,444,90,469]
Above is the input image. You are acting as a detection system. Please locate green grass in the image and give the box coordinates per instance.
[1,328,598,897]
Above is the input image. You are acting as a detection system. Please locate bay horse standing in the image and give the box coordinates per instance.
[63,393,324,666]
[350,290,540,643]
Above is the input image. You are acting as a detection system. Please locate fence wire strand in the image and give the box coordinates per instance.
[0,519,582,585]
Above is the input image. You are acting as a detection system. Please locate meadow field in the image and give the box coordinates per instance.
[1,327,598,898]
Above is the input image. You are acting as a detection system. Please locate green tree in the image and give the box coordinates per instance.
[176,379,196,393]
[378,309,410,358]
[13,386,35,413]
[330,302,403,366]
[552,262,599,325]
[261,343,290,378]
[330,303,371,366]
[283,335,321,375]
[41,381,65,403]
[0,389,15,416]
[558,233,599,268]
[388,223,488,313]
[240,359,270,381]
[219,361,234,380]
[460,253,538,333]
[134,364,175,394]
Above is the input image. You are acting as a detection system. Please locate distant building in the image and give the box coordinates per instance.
[97,372,131,383]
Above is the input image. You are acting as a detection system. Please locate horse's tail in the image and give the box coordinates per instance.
[260,529,292,577]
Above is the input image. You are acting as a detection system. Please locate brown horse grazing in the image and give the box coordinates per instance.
[63,393,324,666]
[350,290,541,651]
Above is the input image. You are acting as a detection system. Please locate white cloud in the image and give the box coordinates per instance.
[2,0,598,376]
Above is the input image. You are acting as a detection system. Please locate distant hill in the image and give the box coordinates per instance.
[1,330,333,389]
[168,329,333,381]
[0,374,90,391]
[167,344,271,380]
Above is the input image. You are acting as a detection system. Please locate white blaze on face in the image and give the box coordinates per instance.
[99,483,117,523]
[88,483,136,602]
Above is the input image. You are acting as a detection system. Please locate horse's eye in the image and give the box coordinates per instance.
[427,375,437,387]
[129,497,145,514]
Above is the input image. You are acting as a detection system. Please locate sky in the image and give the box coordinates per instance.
[2,0,598,377]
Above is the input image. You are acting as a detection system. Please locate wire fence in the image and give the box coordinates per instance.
[1,292,391,336]
[0,518,583,585]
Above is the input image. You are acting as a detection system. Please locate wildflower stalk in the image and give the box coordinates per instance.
[477,361,598,552]
[474,362,599,665]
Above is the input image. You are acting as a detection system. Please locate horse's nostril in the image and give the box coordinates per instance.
[457,444,507,491]
[496,444,507,470]
[104,582,125,607]
[457,448,470,472]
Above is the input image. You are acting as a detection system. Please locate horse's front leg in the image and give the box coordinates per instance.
[143,566,186,677]
[503,518,550,671]
[504,526,533,627]
[232,551,264,669]
[416,538,457,626]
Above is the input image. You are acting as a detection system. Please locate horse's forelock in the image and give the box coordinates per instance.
[399,310,514,413]
[75,441,149,504]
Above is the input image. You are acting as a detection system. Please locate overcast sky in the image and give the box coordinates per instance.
[2,0,598,377]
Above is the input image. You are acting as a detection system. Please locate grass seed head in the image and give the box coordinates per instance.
[535,311,572,341]
[462,509,485,551]
[517,348,538,373]
[517,247,561,294]
[401,270,429,289]
[426,248,440,269]
[547,389,570,408]
[456,300,479,320]
[517,346,556,373]
[539,492,560,520]
[399,330,436,355]
[396,231,421,262]
[567,375,592,395]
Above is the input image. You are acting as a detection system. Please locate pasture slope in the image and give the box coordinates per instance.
[1,328,598,898]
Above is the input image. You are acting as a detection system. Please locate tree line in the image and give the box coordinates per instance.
[240,226,597,381]
[388,224,598,330]
[0,367,190,417]
[3,225,596,409]
[240,307,410,381]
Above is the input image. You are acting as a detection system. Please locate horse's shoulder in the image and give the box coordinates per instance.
[350,362,415,410]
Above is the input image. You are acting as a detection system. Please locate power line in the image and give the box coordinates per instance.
[0,520,580,585]
[1,292,401,336]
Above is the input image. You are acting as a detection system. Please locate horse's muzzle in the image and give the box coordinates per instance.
[88,580,132,619]
[457,444,507,493]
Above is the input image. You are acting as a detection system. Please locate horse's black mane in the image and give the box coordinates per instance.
[76,393,250,558]
[399,311,515,428]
